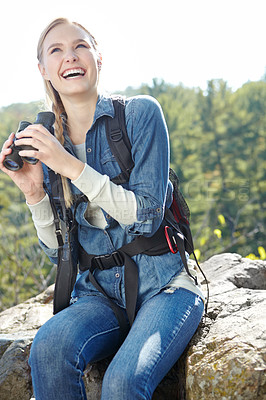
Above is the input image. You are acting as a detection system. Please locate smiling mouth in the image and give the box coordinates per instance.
[62,68,86,79]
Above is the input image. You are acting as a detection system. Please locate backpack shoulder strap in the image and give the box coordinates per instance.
[105,97,134,184]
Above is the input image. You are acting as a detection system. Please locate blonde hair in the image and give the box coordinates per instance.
[37,18,98,207]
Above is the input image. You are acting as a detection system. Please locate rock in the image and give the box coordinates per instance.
[186,253,266,400]
[0,253,265,400]
[0,286,54,400]
[0,339,32,400]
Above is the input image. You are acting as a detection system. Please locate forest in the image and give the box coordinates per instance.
[0,78,265,310]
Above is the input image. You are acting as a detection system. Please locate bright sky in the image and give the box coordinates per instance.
[0,0,265,108]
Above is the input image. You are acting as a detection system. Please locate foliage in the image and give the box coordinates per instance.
[0,101,55,311]
[0,79,265,310]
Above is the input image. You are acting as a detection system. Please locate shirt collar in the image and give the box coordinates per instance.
[93,93,115,122]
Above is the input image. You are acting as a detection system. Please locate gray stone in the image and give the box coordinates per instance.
[0,286,54,400]
[0,339,32,400]
[186,253,266,400]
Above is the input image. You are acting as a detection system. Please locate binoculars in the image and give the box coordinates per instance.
[3,111,55,171]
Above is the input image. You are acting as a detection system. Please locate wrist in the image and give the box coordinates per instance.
[25,190,46,205]
[64,158,85,181]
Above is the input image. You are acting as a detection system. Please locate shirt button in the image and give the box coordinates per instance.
[156,208,161,213]
[87,148,92,153]
[115,273,120,278]
[106,214,110,219]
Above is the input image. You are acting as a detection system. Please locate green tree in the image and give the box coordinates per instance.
[0,101,54,311]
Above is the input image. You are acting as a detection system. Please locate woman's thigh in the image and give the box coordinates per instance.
[102,288,204,400]
[29,295,126,374]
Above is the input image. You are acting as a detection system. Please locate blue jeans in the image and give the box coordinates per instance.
[29,288,204,400]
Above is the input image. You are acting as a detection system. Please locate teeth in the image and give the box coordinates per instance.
[62,68,85,78]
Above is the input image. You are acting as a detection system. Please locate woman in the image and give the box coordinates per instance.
[0,18,204,400]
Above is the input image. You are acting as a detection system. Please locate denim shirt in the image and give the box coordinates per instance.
[41,94,185,311]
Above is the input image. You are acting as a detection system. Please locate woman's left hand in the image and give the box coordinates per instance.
[15,124,84,180]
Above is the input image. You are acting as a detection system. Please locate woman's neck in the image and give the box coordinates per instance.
[62,91,98,145]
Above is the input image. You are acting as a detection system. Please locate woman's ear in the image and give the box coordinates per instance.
[38,63,49,80]
[97,53,102,71]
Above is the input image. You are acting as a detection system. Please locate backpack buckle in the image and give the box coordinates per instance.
[93,251,124,270]
[164,226,178,254]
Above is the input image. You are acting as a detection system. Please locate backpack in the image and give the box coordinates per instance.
[48,97,208,333]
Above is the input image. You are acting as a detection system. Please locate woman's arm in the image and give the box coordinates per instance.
[122,96,171,236]
[71,164,138,225]
[21,95,170,249]
[71,95,170,236]
[27,193,66,248]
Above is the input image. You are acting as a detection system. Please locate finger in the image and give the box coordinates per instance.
[0,148,13,170]
[0,152,5,165]
[15,129,54,152]
[14,137,40,150]
[18,148,40,160]
[1,133,15,150]
[16,127,55,148]
[1,147,13,156]
[23,124,53,137]
[0,136,14,168]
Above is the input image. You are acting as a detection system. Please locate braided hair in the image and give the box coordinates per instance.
[37,18,99,207]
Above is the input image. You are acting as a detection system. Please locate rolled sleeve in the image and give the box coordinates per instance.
[71,163,138,225]
[27,193,66,249]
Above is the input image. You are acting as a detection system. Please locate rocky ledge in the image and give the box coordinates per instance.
[0,253,265,399]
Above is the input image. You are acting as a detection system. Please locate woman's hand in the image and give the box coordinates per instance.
[15,124,84,180]
[0,132,45,204]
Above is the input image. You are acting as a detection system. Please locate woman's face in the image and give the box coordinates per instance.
[39,23,100,100]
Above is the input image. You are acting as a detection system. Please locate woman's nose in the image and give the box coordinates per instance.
[65,51,78,63]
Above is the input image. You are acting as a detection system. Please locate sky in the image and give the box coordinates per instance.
[0,0,265,108]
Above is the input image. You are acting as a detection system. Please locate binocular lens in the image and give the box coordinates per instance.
[3,158,22,171]
[23,156,39,165]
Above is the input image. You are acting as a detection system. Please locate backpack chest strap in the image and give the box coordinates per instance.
[81,246,138,328]
[78,216,197,329]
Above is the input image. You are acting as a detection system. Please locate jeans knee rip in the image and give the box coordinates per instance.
[164,287,178,294]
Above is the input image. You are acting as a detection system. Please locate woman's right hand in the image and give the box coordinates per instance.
[0,132,45,204]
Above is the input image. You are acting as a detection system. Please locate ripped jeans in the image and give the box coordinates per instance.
[29,288,204,400]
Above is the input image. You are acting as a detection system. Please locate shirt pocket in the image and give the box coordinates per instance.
[100,147,122,180]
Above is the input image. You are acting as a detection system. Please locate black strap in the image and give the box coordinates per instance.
[43,181,64,248]
[80,221,170,327]
[82,247,139,327]
[87,271,129,337]
[106,97,135,184]
[44,171,78,315]
[53,231,77,314]
[79,206,203,326]
[79,222,169,272]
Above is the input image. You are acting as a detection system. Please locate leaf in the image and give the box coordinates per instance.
[213,229,222,239]
[218,214,226,226]
[258,246,266,260]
